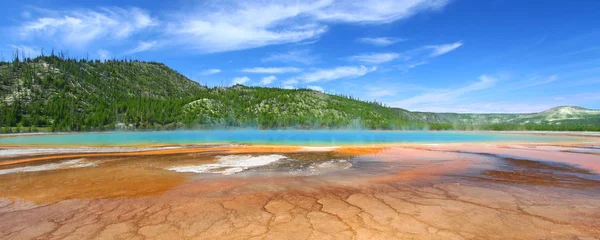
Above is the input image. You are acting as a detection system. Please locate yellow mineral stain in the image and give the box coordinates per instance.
[0,143,599,239]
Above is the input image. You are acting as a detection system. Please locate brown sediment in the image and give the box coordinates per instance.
[472,156,600,189]
[0,145,385,167]
[0,146,251,167]
[427,144,600,173]
[0,143,600,239]
[2,176,600,239]
[369,159,472,183]
[0,156,188,204]
[0,146,383,204]
[480,170,600,188]
[362,147,490,183]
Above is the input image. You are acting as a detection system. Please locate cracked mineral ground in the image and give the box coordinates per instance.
[1,143,600,239]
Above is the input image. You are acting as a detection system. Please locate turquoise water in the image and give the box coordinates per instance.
[0,131,581,146]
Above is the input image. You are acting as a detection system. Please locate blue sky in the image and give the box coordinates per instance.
[1,0,599,113]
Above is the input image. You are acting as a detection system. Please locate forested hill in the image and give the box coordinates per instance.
[0,55,205,132]
[1,56,599,132]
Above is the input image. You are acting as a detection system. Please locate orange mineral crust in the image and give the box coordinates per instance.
[1,143,600,239]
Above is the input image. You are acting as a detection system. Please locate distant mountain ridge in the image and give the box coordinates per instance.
[397,106,600,127]
[1,56,598,132]
[529,106,600,123]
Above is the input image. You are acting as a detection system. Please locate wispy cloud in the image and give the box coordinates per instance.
[522,75,559,88]
[394,42,462,71]
[283,79,299,85]
[406,61,428,69]
[391,75,497,109]
[12,1,451,54]
[97,49,110,61]
[126,40,158,54]
[10,1,452,55]
[18,7,157,48]
[200,69,222,76]
[357,37,402,46]
[412,102,556,113]
[232,76,250,85]
[165,2,327,53]
[307,85,324,92]
[312,0,449,23]
[364,86,396,98]
[496,75,560,92]
[262,49,318,65]
[347,52,400,64]
[260,75,277,85]
[351,82,431,100]
[427,41,463,57]
[165,0,450,53]
[553,92,600,102]
[298,65,377,83]
[8,45,41,58]
[241,67,302,74]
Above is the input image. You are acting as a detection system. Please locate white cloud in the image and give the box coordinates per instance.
[12,1,452,55]
[406,61,428,69]
[166,0,450,53]
[312,0,449,23]
[200,69,222,75]
[299,65,377,83]
[232,76,250,85]
[390,75,497,109]
[522,75,559,88]
[307,85,324,92]
[347,52,400,64]
[283,79,299,85]
[354,82,428,100]
[553,92,600,102]
[390,42,462,72]
[166,1,328,53]
[260,75,277,85]
[412,102,556,113]
[365,86,396,98]
[282,85,295,89]
[126,40,158,54]
[9,45,41,59]
[262,49,317,65]
[18,7,157,48]
[427,41,463,57]
[97,49,110,61]
[495,75,560,92]
[357,37,402,46]
[241,67,302,74]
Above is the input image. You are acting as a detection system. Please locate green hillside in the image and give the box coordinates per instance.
[0,55,424,132]
[1,56,599,132]
[180,86,420,129]
[0,55,204,132]
[403,106,600,131]
[506,106,600,125]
